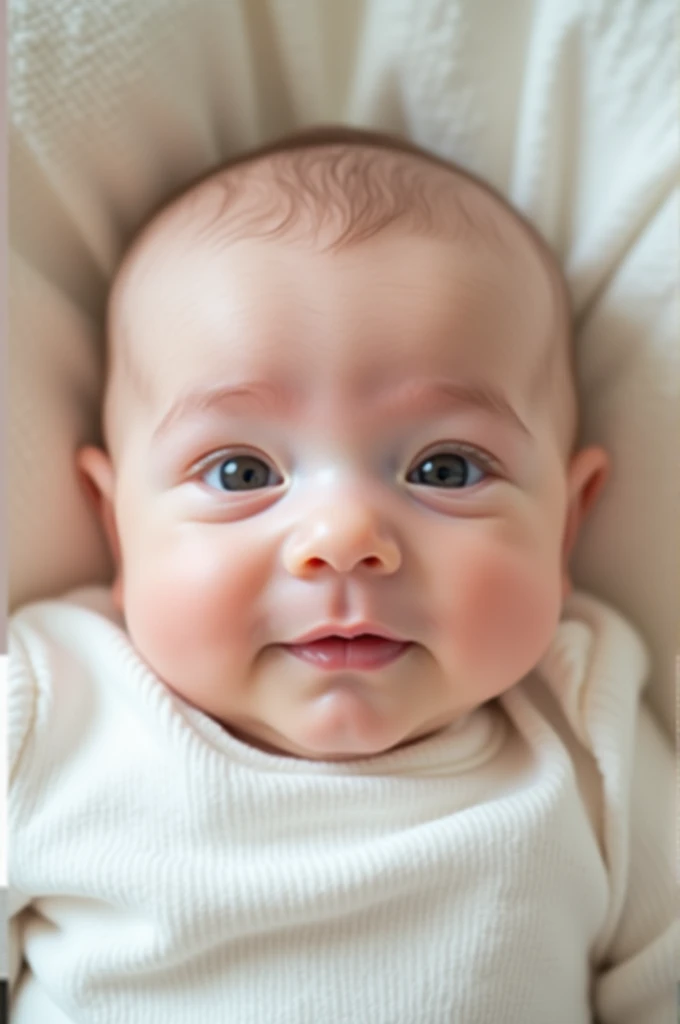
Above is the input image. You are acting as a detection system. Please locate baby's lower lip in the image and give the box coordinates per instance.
[284,636,412,671]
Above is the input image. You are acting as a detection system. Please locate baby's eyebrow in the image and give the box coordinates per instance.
[370,378,530,436]
[151,377,530,444]
[152,381,297,444]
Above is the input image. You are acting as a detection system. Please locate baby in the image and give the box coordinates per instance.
[8,127,677,1023]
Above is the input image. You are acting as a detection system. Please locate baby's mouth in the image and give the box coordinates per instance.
[283,635,412,671]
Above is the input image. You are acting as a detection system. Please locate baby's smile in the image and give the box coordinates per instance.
[282,633,413,671]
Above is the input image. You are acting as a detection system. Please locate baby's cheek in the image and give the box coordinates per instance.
[122,529,264,678]
[436,530,562,691]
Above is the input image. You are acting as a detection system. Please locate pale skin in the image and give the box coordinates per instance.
[79,156,609,762]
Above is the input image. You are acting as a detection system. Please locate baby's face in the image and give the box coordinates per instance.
[84,195,605,761]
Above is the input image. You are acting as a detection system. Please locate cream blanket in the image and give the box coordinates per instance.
[8,0,678,735]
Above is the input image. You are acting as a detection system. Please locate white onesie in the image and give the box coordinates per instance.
[7,587,678,1024]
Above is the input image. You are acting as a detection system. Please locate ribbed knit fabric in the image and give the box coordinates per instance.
[7,588,678,1024]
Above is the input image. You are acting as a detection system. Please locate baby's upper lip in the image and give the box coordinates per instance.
[286,623,409,645]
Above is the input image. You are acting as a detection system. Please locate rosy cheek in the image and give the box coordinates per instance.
[121,529,264,679]
[435,530,561,691]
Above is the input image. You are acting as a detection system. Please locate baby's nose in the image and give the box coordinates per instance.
[282,496,402,578]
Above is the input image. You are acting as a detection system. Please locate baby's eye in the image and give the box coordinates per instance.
[202,454,281,492]
[406,451,487,488]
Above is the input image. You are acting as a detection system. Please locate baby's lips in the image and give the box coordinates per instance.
[284,635,412,671]
[287,621,409,645]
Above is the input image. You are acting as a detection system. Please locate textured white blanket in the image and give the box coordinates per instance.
[8,0,679,735]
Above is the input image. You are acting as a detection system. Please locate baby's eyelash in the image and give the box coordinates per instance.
[416,443,503,476]
[191,449,268,474]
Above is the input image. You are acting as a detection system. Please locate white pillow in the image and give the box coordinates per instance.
[9,0,678,737]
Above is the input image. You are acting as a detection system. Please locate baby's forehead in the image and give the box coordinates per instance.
[106,140,574,449]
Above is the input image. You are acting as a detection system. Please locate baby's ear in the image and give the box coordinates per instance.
[77,446,123,607]
[561,445,610,597]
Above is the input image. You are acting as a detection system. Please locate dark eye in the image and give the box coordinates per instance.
[203,454,279,492]
[406,452,486,488]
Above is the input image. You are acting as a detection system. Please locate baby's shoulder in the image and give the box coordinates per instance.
[535,590,649,749]
[538,593,675,968]
[504,591,651,856]
[10,584,125,664]
[8,585,128,776]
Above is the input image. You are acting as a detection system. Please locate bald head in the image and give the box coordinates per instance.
[104,126,576,458]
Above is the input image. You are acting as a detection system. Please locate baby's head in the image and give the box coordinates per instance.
[79,126,608,761]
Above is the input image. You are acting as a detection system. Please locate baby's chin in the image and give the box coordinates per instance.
[229,684,449,762]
